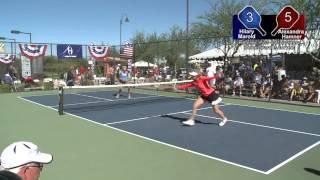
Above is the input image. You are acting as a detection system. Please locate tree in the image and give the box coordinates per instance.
[131,26,198,69]
[290,0,320,62]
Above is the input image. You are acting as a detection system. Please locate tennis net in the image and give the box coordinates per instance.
[58,80,194,115]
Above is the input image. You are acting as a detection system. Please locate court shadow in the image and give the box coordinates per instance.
[304,168,320,176]
[161,114,218,125]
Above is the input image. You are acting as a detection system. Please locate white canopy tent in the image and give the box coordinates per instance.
[189,47,226,60]
[189,35,319,61]
[188,59,205,64]
[132,60,156,67]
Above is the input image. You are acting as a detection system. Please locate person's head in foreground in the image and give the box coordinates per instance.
[189,72,200,80]
[0,141,53,180]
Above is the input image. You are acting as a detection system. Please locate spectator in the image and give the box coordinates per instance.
[253,61,259,72]
[277,66,286,81]
[303,79,320,103]
[242,72,254,96]
[271,74,281,98]
[290,81,304,101]
[195,63,203,75]
[0,141,53,180]
[220,74,232,96]
[66,66,75,86]
[280,75,290,98]
[260,74,272,98]
[109,65,115,84]
[233,73,243,96]
[206,61,216,87]
[215,66,224,79]
[8,65,18,81]
[252,68,263,97]
[3,73,13,85]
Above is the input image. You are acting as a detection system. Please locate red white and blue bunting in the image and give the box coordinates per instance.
[19,44,47,59]
[88,45,110,60]
[0,54,15,64]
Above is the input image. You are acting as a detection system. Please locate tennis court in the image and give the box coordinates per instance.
[18,86,320,177]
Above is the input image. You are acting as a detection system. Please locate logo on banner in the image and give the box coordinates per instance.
[57,44,83,59]
[88,45,110,60]
[233,5,304,40]
[19,44,47,59]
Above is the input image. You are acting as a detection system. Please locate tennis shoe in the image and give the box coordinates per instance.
[182,119,195,126]
[219,118,228,127]
[128,94,131,99]
[115,94,120,99]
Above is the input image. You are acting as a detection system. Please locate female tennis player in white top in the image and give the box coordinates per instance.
[116,65,131,99]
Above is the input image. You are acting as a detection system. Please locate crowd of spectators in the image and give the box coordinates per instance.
[195,60,320,104]
[65,65,94,86]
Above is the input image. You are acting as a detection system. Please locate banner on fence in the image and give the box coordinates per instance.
[57,44,83,59]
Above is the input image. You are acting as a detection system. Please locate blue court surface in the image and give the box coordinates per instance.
[21,91,320,174]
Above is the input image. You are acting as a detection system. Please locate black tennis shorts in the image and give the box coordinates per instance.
[201,92,222,105]
[119,79,127,84]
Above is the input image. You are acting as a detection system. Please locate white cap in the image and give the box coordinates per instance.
[0,142,53,169]
[189,72,199,76]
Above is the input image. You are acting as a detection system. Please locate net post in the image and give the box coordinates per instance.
[58,86,64,115]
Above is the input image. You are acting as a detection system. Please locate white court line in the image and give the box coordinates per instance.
[17,97,267,174]
[184,113,320,137]
[265,141,320,174]
[106,106,217,125]
[18,98,265,175]
[59,110,268,174]
[20,96,319,175]
[17,96,58,112]
[70,93,114,101]
[226,103,320,116]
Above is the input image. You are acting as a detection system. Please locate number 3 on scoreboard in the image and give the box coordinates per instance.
[246,12,253,22]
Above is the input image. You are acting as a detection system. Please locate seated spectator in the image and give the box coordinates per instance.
[280,75,290,98]
[303,85,316,103]
[0,141,53,180]
[233,73,243,96]
[252,68,263,97]
[243,72,254,96]
[260,74,272,98]
[303,79,320,103]
[290,82,304,101]
[271,75,281,98]
[215,77,224,94]
[222,75,233,95]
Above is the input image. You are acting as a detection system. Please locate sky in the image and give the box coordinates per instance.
[1,0,211,45]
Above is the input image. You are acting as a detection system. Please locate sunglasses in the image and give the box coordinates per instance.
[26,163,43,171]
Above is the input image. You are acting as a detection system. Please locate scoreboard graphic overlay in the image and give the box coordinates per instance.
[233,5,304,40]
